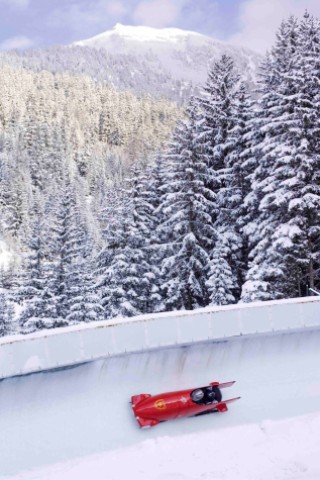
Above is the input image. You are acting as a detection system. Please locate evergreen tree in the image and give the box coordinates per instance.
[97,187,131,317]
[206,234,236,305]
[51,174,90,323]
[18,200,58,333]
[198,54,241,205]
[145,153,171,312]
[98,166,157,318]
[220,83,254,299]
[67,268,104,325]
[242,13,320,301]
[198,55,247,303]
[0,291,15,337]
[159,99,216,310]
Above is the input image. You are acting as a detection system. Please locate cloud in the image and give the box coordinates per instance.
[106,1,127,16]
[230,0,320,53]
[0,0,29,9]
[133,0,183,28]
[178,0,220,36]
[132,0,220,34]
[0,35,34,50]
[41,0,219,44]
[48,0,128,35]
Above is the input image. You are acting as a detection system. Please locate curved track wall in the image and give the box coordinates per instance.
[1,296,320,380]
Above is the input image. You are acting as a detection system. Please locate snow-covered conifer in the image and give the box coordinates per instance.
[197,55,248,303]
[159,99,216,310]
[206,234,236,305]
[242,13,320,301]
[51,174,90,323]
[98,166,157,318]
[198,55,241,203]
[18,200,58,333]
[0,291,15,337]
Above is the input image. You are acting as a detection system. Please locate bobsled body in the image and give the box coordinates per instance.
[131,381,240,428]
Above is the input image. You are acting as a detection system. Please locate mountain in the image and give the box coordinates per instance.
[74,23,262,90]
[0,25,262,104]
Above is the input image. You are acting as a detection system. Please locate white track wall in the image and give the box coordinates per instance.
[1,297,319,381]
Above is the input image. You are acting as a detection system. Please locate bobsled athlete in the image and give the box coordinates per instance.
[191,386,222,404]
[191,389,204,402]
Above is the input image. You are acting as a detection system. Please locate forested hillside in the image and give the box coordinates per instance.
[0,68,179,334]
[0,47,191,103]
[1,12,320,336]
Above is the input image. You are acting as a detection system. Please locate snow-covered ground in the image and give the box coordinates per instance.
[1,328,320,479]
[6,412,320,480]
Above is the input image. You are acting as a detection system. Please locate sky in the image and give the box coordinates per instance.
[1,0,320,53]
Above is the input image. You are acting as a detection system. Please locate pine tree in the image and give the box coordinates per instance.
[242,13,320,301]
[206,234,236,305]
[145,153,171,312]
[67,268,104,325]
[97,186,131,317]
[198,54,241,206]
[51,174,90,323]
[197,55,247,303]
[221,83,254,299]
[291,12,320,291]
[98,166,157,318]
[18,200,58,333]
[159,99,216,310]
[0,291,15,337]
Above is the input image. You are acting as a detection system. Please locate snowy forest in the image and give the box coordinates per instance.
[1,12,320,336]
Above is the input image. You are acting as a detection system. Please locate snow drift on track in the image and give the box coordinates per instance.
[4,412,320,480]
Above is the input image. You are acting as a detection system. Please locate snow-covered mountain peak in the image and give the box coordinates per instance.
[73,24,262,97]
[76,23,204,46]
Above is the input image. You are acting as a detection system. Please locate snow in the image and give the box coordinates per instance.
[0,239,12,270]
[5,412,320,480]
[1,327,320,478]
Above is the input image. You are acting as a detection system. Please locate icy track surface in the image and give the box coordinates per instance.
[1,328,320,478]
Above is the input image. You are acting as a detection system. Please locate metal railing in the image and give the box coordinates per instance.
[308,287,320,296]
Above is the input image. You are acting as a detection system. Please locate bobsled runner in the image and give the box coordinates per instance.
[131,381,240,428]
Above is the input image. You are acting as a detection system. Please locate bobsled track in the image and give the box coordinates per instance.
[1,297,320,477]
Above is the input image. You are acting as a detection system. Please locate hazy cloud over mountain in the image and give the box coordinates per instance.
[0,35,34,51]
[0,0,320,52]
[231,0,320,52]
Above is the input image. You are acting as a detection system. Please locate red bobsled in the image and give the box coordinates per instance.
[131,381,240,428]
